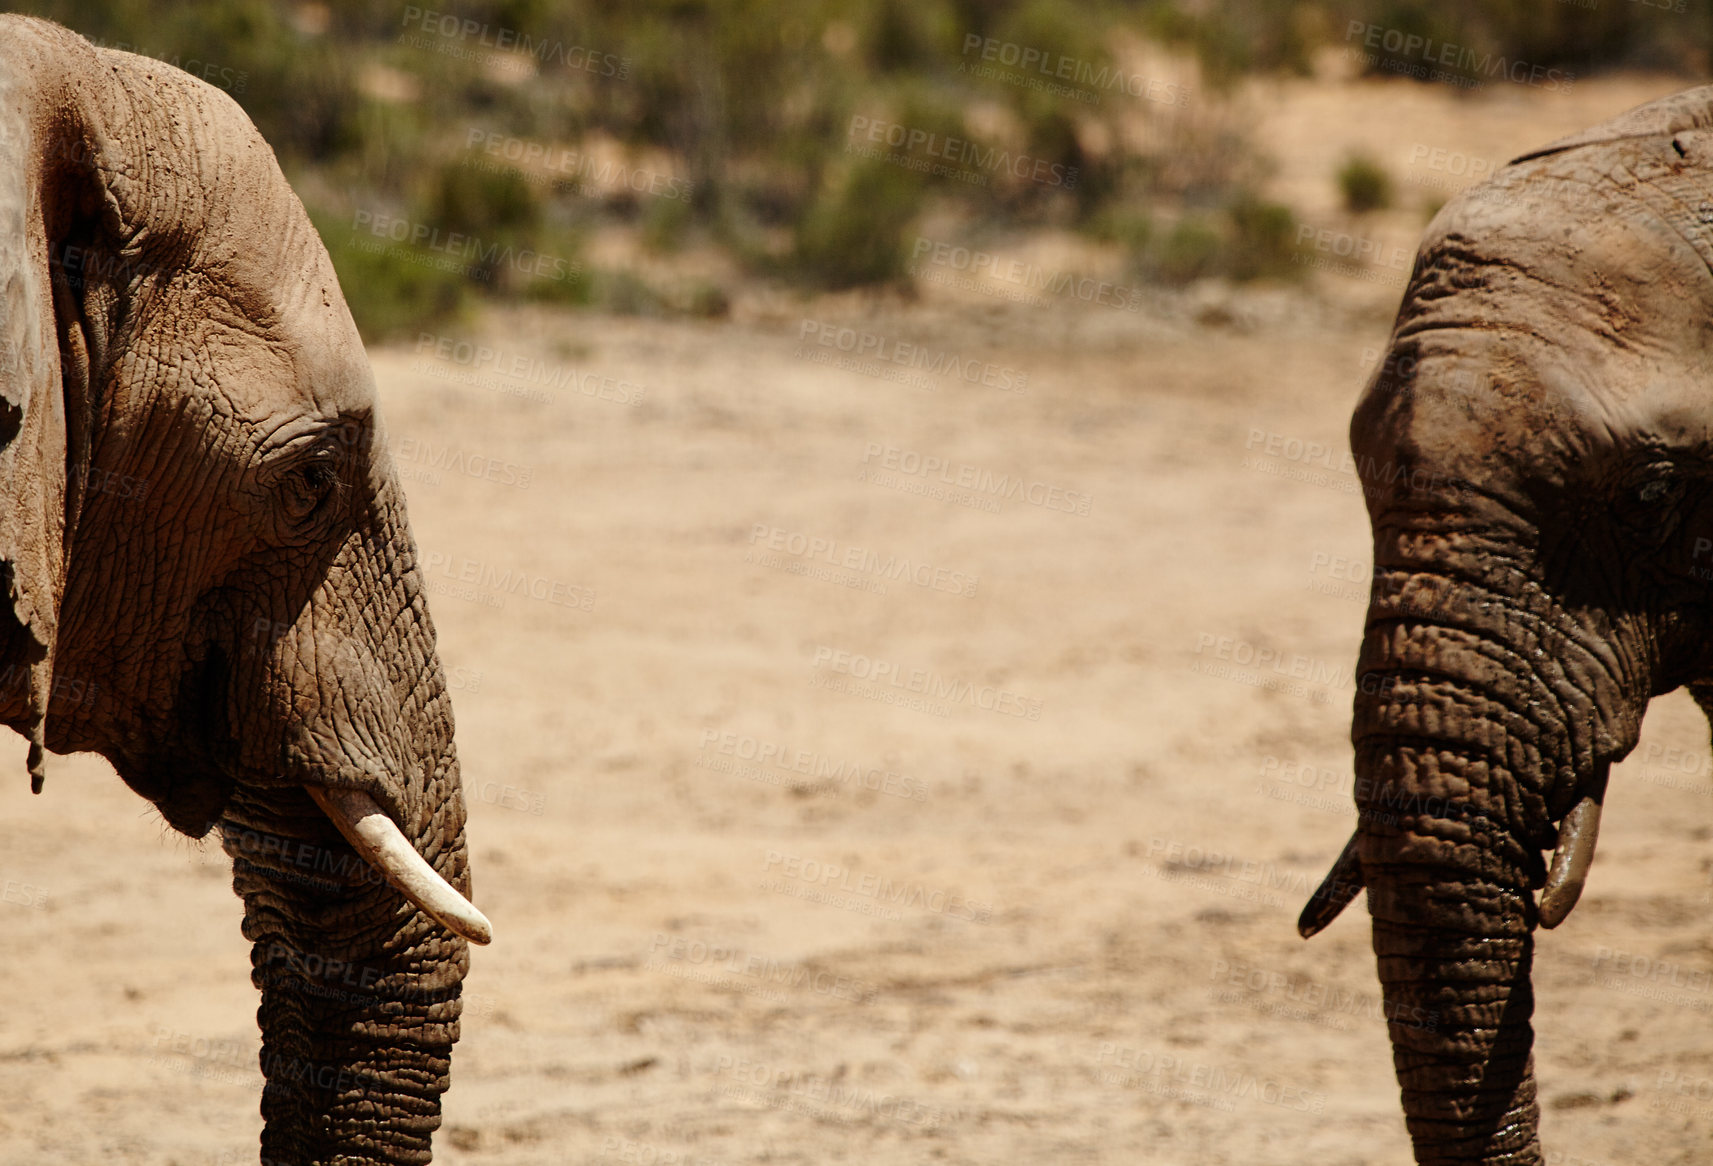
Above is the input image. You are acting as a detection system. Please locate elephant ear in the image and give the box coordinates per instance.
[0,27,109,791]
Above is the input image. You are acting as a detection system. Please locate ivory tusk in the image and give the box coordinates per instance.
[1538,794,1602,930]
[307,786,493,945]
[1298,830,1365,939]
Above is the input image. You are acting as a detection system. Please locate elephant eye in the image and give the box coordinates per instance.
[1615,471,1687,543]
[281,457,339,522]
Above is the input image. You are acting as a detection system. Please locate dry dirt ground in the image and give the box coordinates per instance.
[6,68,1713,1166]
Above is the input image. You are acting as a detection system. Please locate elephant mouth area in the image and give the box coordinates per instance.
[114,755,236,838]
[110,640,242,837]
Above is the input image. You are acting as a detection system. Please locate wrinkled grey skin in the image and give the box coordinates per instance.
[0,16,477,1163]
[1299,87,1713,1164]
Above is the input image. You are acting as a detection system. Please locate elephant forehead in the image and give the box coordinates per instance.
[1411,178,1713,356]
[1355,325,1713,515]
[1360,169,1713,476]
[190,316,374,439]
[94,49,376,434]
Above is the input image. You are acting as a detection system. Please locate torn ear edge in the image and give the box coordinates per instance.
[0,36,111,794]
[0,548,57,795]
[0,187,70,794]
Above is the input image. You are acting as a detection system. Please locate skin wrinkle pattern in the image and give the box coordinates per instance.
[1298,84,1713,1164]
[0,15,488,1165]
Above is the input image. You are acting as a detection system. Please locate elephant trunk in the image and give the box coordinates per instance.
[1341,557,1640,1165]
[221,764,470,1165]
[1360,742,1541,1166]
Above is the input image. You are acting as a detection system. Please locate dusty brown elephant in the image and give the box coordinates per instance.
[0,15,490,1164]
[1297,86,1713,1164]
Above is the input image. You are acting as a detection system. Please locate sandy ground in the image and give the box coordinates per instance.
[5,67,1713,1166]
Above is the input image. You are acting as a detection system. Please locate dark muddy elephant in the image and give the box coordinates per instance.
[1297,86,1713,1163]
[0,16,490,1164]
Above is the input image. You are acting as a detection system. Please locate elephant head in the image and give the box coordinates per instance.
[1298,86,1713,1163]
[0,16,490,1163]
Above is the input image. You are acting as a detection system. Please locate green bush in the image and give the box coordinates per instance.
[640,194,694,254]
[1153,216,1225,285]
[1142,0,1322,87]
[1085,207,1155,253]
[1126,195,1304,285]
[308,207,468,342]
[423,162,544,243]
[1225,194,1302,280]
[793,160,924,288]
[14,0,1505,318]
[1337,153,1393,215]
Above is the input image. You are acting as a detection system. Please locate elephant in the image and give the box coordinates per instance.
[1296,84,1713,1163]
[0,15,491,1164]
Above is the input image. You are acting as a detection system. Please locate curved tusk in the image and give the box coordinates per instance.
[1298,830,1365,939]
[1538,794,1602,930]
[307,786,493,945]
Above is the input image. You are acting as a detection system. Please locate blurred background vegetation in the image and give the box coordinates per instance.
[13,0,1709,339]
